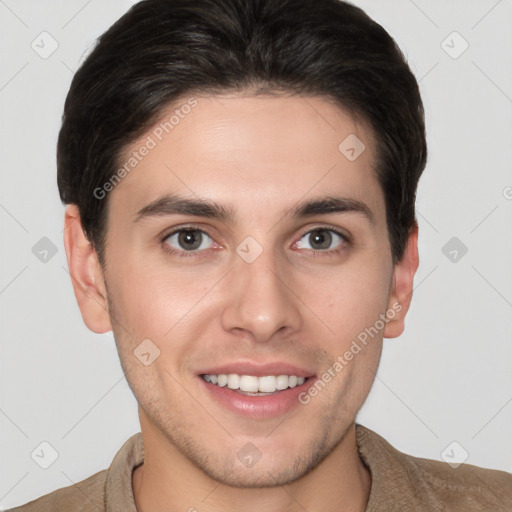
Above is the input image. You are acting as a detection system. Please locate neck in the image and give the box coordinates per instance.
[132,419,371,512]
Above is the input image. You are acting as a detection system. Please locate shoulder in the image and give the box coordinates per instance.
[356,425,512,511]
[408,451,512,510]
[4,470,107,512]
[5,433,143,512]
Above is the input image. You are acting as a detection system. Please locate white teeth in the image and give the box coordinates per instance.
[258,375,277,392]
[239,375,259,392]
[227,374,240,390]
[202,373,308,393]
[276,375,289,390]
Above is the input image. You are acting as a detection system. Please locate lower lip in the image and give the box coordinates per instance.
[198,376,317,418]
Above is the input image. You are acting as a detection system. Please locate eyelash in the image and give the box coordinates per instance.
[293,225,350,259]
[160,224,351,259]
[161,225,217,259]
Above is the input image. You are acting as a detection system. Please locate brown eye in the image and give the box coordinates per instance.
[164,229,213,252]
[296,228,347,252]
[308,229,332,250]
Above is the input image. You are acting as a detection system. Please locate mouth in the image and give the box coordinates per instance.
[197,364,317,418]
[201,373,311,396]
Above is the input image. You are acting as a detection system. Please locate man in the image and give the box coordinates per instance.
[8,0,512,510]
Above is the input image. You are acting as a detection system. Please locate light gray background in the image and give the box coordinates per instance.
[1,0,511,508]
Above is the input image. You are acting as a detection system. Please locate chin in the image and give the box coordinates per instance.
[201,461,309,489]
[193,438,331,489]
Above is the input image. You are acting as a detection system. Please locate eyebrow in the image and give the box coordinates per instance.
[134,194,236,223]
[290,196,374,224]
[134,193,374,225]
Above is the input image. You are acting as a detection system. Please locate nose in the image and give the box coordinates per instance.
[220,249,303,343]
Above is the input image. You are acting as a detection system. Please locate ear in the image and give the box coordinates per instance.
[383,221,419,339]
[63,205,112,334]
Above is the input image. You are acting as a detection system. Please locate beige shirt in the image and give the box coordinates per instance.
[7,425,512,511]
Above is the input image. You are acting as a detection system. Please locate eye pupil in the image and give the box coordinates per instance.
[309,229,332,250]
[178,230,202,250]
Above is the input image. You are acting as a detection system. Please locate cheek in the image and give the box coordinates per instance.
[106,255,226,382]
[307,264,388,412]
[312,258,391,340]
[108,255,209,331]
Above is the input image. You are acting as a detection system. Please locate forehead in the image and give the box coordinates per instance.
[109,93,384,225]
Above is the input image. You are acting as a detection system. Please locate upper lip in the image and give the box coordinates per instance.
[198,361,316,378]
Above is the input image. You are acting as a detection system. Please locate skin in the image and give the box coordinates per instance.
[64,92,419,512]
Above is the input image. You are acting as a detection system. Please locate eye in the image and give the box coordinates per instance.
[295,228,348,253]
[163,228,214,253]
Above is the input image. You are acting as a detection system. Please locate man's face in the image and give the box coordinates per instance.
[100,93,396,486]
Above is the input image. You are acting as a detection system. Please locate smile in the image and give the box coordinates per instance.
[201,373,308,395]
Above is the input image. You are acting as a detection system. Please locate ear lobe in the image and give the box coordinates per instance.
[63,205,112,334]
[383,221,419,339]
